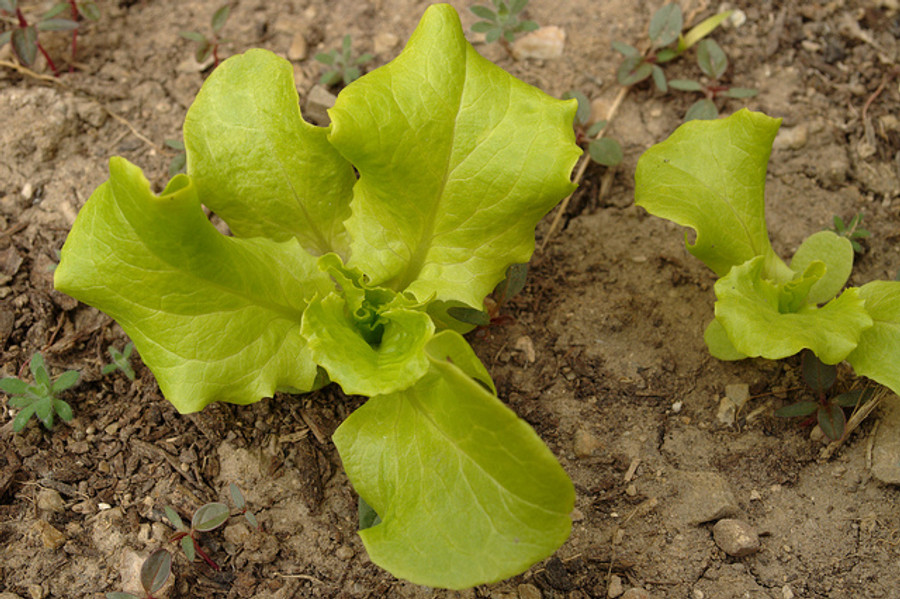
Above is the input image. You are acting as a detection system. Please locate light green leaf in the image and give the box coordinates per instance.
[333,330,573,589]
[703,318,747,360]
[635,109,788,279]
[329,4,580,308]
[847,281,900,396]
[301,294,434,397]
[790,230,853,304]
[714,256,873,364]
[184,49,356,257]
[54,158,332,413]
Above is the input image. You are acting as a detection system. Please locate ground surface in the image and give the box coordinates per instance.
[1,0,900,598]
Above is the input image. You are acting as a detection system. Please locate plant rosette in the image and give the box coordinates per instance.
[635,109,900,396]
[54,4,580,590]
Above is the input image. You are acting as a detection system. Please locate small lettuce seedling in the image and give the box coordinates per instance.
[1,352,79,432]
[54,4,579,590]
[635,109,900,400]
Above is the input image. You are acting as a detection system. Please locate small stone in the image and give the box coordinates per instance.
[119,550,146,597]
[773,124,808,151]
[625,484,637,497]
[716,396,736,426]
[36,488,65,513]
[671,400,683,413]
[810,424,825,442]
[673,471,739,525]
[517,583,541,599]
[374,32,399,55]
[713,518,760,557]
[303,85,337,126]
[26,585,43,599]
[288,33,308,61]
[512,26,566,60]
[574,428,602,457]
[607,574,624,598]
[749,489,762,501]
[621,589,651,599]
[724,383,749,409]
[570,507,584,521]
[335,545,355,560]
[21,182,33,200]
[514,336,536,363]
[33,519,66,550]
[781,585,795,599]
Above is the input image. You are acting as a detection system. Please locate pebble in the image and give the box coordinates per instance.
[772,124,809,151]
[517,583,541,599]
[514,335,536,363]
[782,585,795,599]
[871,396,900,484]
[713,518,760,557]
[335,545,355,560]
[36,488,66,513]
[574,428,602,457]
[725,383,749,409]
[26,586,43,599]
[33,519,66,550]
[288,33,308,61]
[374,32,399,55]
[716,396,736,426]
[21,182,33,200]
[303,85,337,126]
[512,26,566,60]
[674,471,740,525]
[607,574,624,598]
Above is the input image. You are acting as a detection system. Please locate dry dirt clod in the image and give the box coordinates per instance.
[607,574,625,598]
[871,396,900,484]
[288,33,308,61]
[512,26,566,60]
[36,488,65,513]
[620,588,652,599]
[672,471,740,526]
[33,519,66,550]
[516,583,541,599]
[574,428,602,457]
[712,518,761,557]
[374,32,399,55]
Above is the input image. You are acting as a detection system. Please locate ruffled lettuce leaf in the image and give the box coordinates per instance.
[635,109,790,280]
[329,4,581,308]
[54,158,332,412]
[333,330,574,589]
[713,256,873,364]
[847,281,900,395]
[184,49,355,257]
[789,231,853,305]
[301,254,435,396]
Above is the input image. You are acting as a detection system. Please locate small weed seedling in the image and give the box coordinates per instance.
[563,90,623,168]
[830,213,870,254]
[636,110,900,422]
[314,34,373,86]
[669,38,757,120]
[163,484,256,570]
[106,548,172,599]
[164,139,186,176]
[0,0,99,76]
[1,352,79,432]
[469,0,538,56]
[775,350,875,441]
[612,4,755,120]
[165,503,229,571]
[179,3,231,68]
[102,342,136,381]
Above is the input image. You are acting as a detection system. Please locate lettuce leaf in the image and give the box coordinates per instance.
[635,109,788,279]
[333,330,574,589]
[713,256,872,364]
[847,281,900,393]
[184,49,356,257]
[328,5,581,308]
[789,231,853,305]
[54,158,332,412]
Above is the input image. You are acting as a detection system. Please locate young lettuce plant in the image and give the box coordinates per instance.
[53,4,579,590]
[635,109,900,401]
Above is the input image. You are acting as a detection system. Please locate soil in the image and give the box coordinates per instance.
[2,0,900,598]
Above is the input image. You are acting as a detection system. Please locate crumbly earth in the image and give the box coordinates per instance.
[1,1,899,598]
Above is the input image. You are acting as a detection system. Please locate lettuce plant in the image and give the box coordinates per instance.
[635,109,900,398]
[53,4,580,590]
